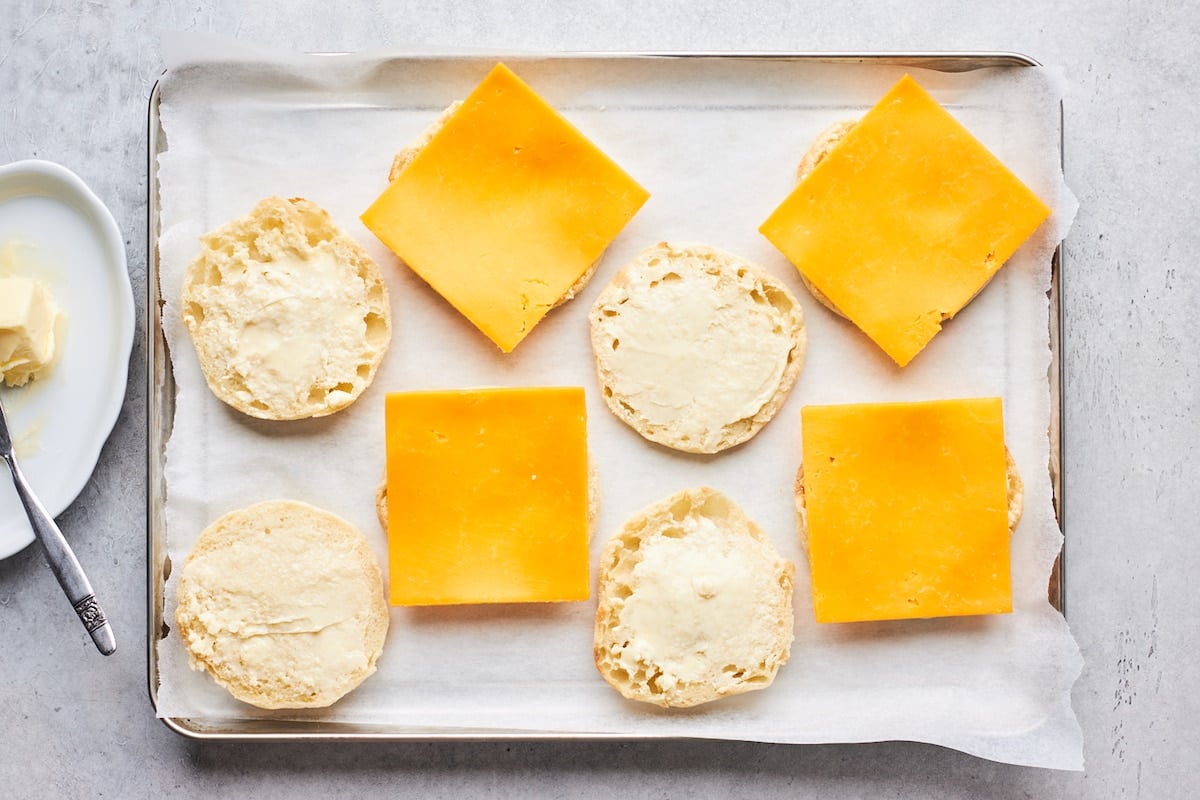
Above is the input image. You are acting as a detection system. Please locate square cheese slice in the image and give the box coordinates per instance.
[362,63,650,353]
[385,387,590,605]
[760,74,1051,367]
[800,398,1011,623]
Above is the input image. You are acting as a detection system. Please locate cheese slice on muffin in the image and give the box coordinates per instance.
[362,63,648,353]
[760,75,1051,367]
[797,398,1023,623]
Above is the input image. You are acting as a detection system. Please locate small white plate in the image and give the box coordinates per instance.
[0,160,134,559]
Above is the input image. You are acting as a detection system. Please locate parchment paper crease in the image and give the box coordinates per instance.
[154,33,1082,769]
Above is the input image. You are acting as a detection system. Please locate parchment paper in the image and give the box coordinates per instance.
[154,33,1083,768]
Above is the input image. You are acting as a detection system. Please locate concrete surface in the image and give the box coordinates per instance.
[0,1,1196,797]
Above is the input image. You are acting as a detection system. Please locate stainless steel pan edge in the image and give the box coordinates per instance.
[146,50,1064,740]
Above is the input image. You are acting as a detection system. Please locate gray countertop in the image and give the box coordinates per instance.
[1,1,1196,797]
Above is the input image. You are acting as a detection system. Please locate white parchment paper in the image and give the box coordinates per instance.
[154,34,1083,768]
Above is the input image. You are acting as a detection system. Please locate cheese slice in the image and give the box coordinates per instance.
[800,398,1011,623]
[362,63,650,353]
[760,74,1051,367]
[384,387,590,605]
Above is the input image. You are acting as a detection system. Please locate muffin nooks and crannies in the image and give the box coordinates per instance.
[175,500,389,709]
[589,242,806,454]
[594,487,795,708]
[181,196,391,420]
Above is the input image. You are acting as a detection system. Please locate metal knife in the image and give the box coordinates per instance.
[0,394,115,655]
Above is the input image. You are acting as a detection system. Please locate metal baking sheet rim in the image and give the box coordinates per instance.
[145,50,1066,741]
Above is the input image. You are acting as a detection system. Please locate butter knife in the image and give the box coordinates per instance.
[0,395,115,655]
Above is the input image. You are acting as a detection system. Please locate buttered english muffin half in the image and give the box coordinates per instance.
[588,242,806,454]
[181,196,391,420]
[174,500,389,710]
[593,487,795,708]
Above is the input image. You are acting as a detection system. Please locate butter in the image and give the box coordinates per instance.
[221,251,363,410]
[181,532,376,690]
[0,276,62,387]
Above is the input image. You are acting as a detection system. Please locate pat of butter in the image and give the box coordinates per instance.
[0,276,62,387]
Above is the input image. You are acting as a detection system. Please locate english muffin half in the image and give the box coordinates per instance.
[589,242,806,454]
[175,500,389,710]
[594,487,795,708]
[181,196,391,420]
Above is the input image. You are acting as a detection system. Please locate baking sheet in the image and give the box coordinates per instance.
[148,40,1082,768]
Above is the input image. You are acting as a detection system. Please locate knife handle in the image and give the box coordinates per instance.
[5,455,116,656]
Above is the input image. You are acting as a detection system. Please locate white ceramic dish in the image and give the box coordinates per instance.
[0,160,134,559]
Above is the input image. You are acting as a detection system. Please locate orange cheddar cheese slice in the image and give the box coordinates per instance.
[760,75,1051,367]
[362,63,650,353]
[800,398,1011,623]
[384,386,590,605]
